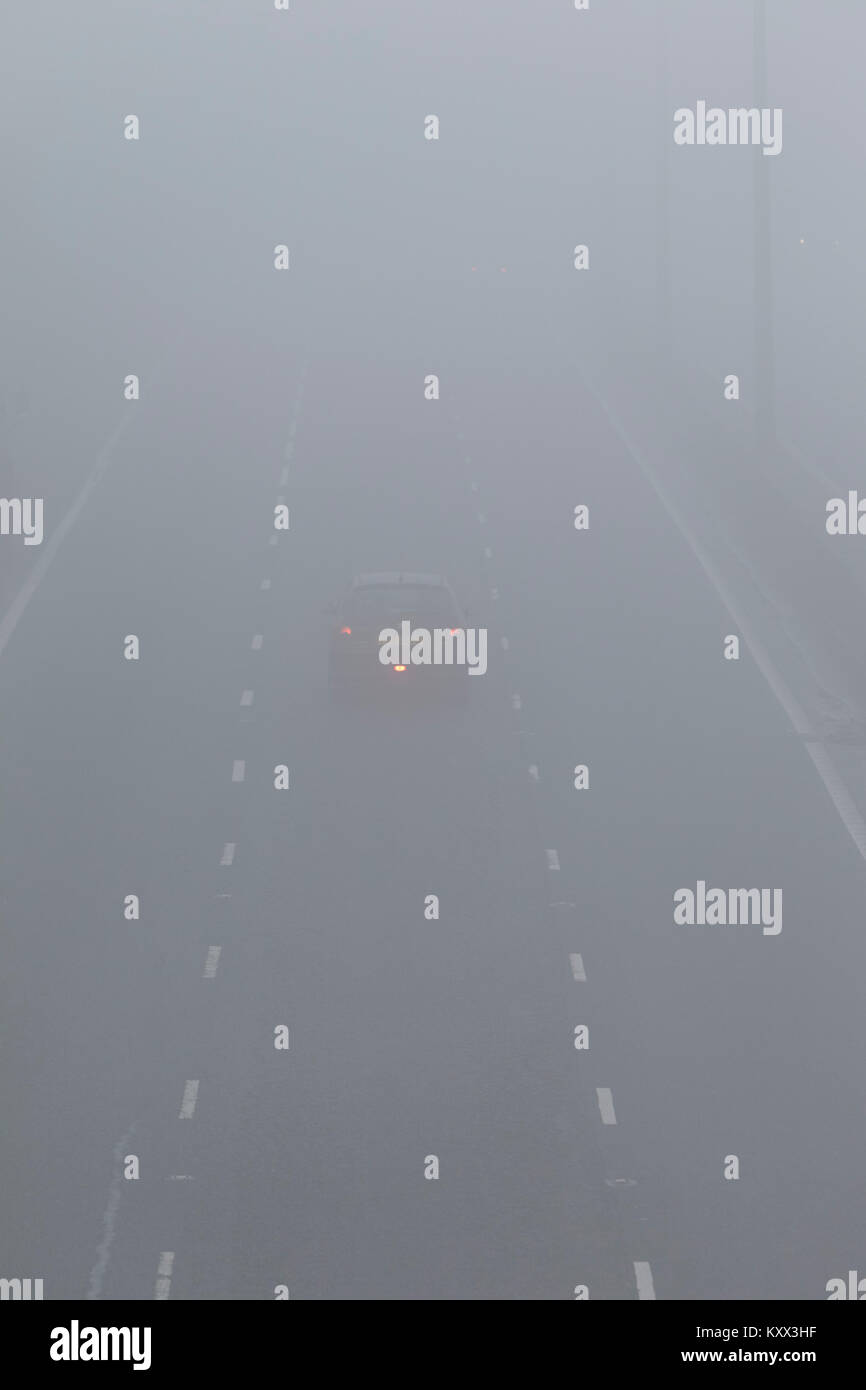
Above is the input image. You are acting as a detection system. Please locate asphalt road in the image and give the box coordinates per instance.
[1,309,865,1301]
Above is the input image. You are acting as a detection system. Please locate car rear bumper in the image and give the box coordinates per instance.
[329,650,470,698]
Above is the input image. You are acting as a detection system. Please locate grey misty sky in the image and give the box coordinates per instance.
[1,1,864,471]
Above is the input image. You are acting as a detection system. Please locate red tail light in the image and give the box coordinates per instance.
[340,626,352,635]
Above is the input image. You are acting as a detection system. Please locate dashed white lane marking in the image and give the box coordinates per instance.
[86,1126,135,1300]
[279,466,289,486]
[470,480,479,493]
[232,760,245,782]
[511,693,522,711]
[240,690,254,706]
[283,440,294,460]
[220,843,235,866]
[251,634,263,650]
[570,953,587,982]
[203,945,222,979]
[501,636,509,651]
[634,1261,656,1300]
[546,848,560,872]
[597,1088,617,1125]
[179,1081,199,1120]
[529,764,539,782]
[477,512,487,525]
[261,579,271,590]
[484,546,493,559]
[155,1251,174,1301]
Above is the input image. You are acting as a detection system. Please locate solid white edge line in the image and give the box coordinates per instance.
[581,367,866,867]
[86,1127,136,1300]
[0,401,150,659]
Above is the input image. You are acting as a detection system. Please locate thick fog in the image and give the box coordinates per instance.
[1,1,865,1304]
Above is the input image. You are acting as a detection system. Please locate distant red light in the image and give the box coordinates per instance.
[340,626,352,635]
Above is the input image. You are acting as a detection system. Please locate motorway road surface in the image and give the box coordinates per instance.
[1,317,864,1300]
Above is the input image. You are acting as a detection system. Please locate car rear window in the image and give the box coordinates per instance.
[345,586,457,621]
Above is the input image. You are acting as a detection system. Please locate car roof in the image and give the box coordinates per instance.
[352,572,446,589]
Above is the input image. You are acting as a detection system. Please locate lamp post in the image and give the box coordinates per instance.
[656,0,671,372]
[753,0,776,451]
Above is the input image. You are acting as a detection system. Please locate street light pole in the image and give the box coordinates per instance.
[753,0,776,451]
[656,0,671,372]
